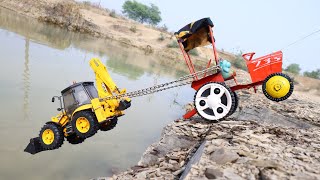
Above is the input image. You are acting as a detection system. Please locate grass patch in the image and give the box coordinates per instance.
[167,40,179,48]
[158,33,165,41]
[232,54,247,71]
[109,9,117,18]
[82,1,101,8]
[130,25,137,33]
[189,49,199,56]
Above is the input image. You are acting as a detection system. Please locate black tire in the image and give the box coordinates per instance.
[66,134,85,145]
[262,73,294,102]
[100,118,118,131]
[39,123,64,150]
[194,82,235,122]
[71,111,99,139]
[226,91,238,117]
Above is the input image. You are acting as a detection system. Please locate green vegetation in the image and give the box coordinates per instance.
[109,9,117,18]
[166,40,179,48]
[303,69,320,79]
[82,1,101,8]
[122,0,162,25]
[189,49,199,56]
[285,63,301,75]
[233,54,247,71]
[158,33,165,41]
[130,25,137,33]
[158,24,168,32]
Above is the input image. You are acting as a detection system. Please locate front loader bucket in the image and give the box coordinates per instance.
[24,137,46,154]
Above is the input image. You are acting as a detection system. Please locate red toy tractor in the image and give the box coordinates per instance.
[175,18,294,121]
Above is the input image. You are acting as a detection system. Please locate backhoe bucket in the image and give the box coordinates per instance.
[24,137,45,154]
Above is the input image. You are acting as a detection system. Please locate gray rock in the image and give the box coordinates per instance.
[173,167,185,176]
[206,145,216,154]
[154,134,197,155]
[210,148,239,164]
[135,171,147,179]
[138,153,158,166]
[250,159,279,168]
[205,168,223,179]
[223,168,244,180]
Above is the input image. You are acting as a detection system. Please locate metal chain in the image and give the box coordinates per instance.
[100,65,220,100]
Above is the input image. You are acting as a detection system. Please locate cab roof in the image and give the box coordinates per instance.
[175,18,214,52]
[61,81,94,94]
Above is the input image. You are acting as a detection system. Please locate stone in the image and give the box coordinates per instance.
[169,159,178,165]
[250,159,279,169]
[210,148,239,164]
[223,168,243,180]
[153,134,197,156]
[217,134,233,139]
[135,171,147,179]
[204,168,223,179]
[138,153,159,166]
[206,134,218,140]
[206,145,216,154]
[173,167,185,176]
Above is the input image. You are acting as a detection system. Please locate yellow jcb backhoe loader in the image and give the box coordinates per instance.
[25,58,131,154]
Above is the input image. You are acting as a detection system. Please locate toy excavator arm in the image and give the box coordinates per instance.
[89,58,126,98]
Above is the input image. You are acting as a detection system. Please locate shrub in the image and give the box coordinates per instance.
[130,25,137,33]
[189,49,199,56]
[109,9,117,18]
[158,24,168,32]
[303,69,320,79]
[158,33,165,41]
[166,40,179,48]
[284,63,301,75]
[82,1,100,8]
[233,55,247,71]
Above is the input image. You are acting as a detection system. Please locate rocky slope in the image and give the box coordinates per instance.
[93,89,320,180]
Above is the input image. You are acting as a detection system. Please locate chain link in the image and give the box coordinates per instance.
[100,66,220,100]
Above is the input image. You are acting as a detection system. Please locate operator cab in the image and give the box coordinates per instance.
[61,82,98,115]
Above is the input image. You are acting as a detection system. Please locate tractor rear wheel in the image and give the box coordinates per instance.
[226,91,238,117]
[100,118,118,131]
[262,73,294,102]
[66,134,85,145]
[39,123,64,150]
[194,82,235,122]
[72,111,99,139]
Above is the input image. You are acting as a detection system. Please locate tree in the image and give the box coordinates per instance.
[122,1,162,25]
[303,69,320,79]
[285,63,301,75]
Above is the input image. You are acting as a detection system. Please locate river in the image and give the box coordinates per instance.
[0,7,194,180]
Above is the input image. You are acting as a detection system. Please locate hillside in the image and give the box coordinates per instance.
[1,0,318,96]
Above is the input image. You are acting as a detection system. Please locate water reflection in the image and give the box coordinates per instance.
[0,7,71,50]
[106,54,144,80]
[0,7,188,80]
[23,38,30,121]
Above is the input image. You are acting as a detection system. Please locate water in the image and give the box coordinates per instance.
[0,7,195,180]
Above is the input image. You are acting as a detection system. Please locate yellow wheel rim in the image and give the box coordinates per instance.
[76,117,90,133]
[265,75,290,98]
[42,129,55,145]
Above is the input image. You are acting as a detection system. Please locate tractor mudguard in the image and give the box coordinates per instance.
[72,104,93,117]
[24,137,46,155]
